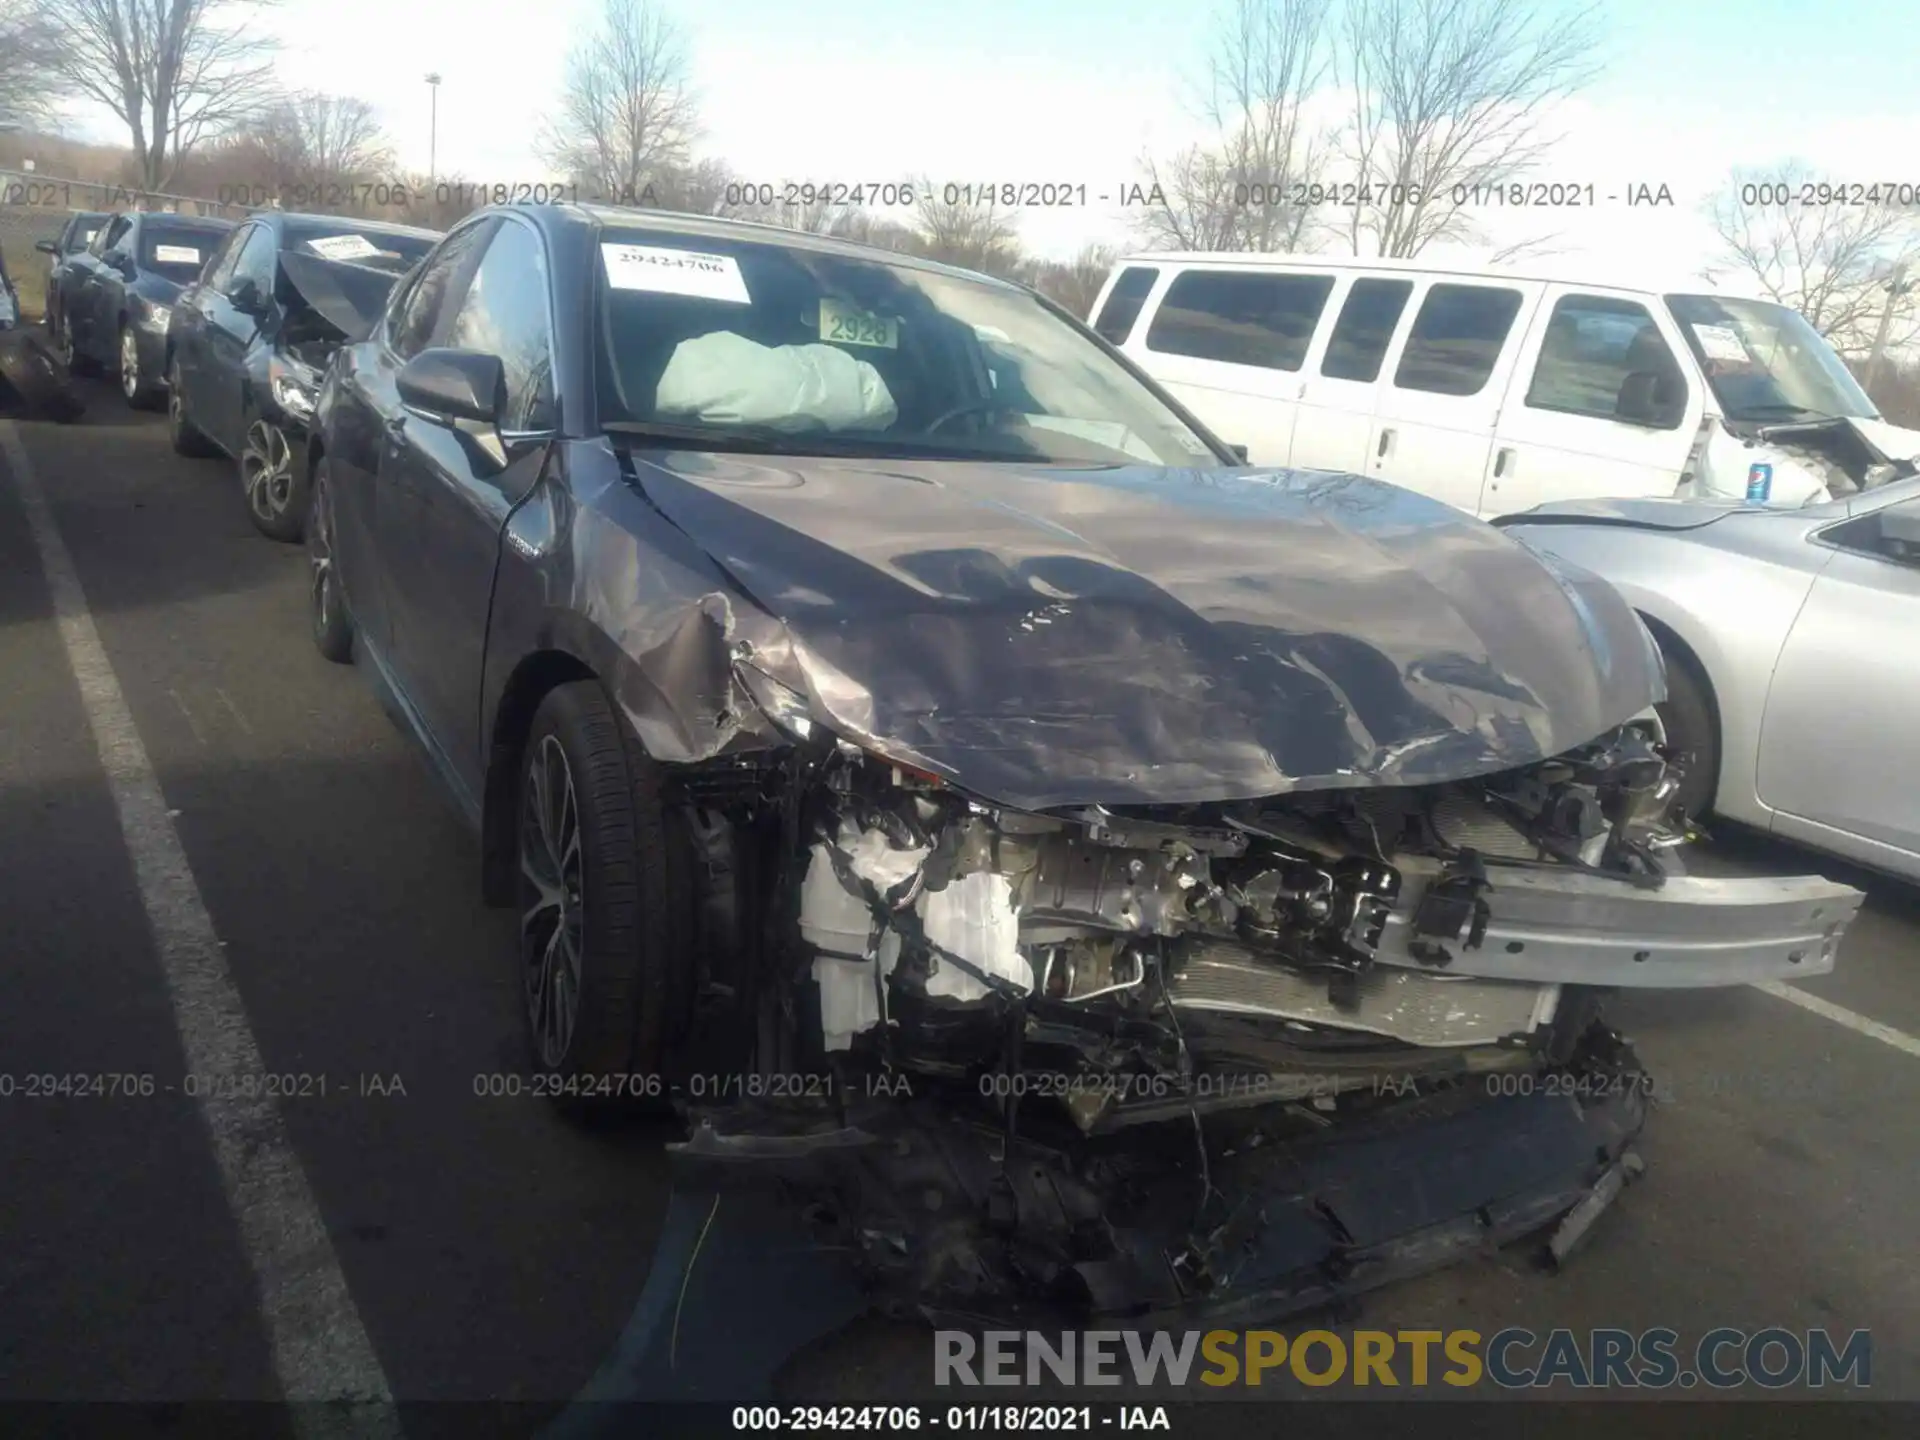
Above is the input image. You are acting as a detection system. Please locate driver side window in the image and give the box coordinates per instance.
[201,227,248,291]
[226,225,277,298]
[390,221,494,361]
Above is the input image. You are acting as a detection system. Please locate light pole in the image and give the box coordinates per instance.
[425,74,442,184]
[1864,259,1913,396]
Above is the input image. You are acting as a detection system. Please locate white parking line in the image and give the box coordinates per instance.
[0,422,395,1424]
[1754,979,1920,1059]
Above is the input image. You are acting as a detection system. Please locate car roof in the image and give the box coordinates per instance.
[1108,250,1757,300]
[508,201,1028,293]
[252,211,441,241]
[131,212,235,231]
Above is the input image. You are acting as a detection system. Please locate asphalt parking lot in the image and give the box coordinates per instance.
[2,373,1917,1424]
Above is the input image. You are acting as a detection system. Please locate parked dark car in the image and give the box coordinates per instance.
[52,210,234,408]
[306,203,1862,1328]
[167,211,439,539]
[33,210,110,335]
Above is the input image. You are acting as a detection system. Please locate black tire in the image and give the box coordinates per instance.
[306,460,354,663]
[240,413,309,541]
[167,358,219,456]
[1655,643,1718,821]
[0,330,85,423]
[516,681,691,1099]
[120,323,162,410]
[58,322,99,377]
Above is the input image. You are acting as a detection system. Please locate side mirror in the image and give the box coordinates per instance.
[397,348,505,427]
[1229,443,1250,463]
[36,240,58,256]
[1616,370,1679,427]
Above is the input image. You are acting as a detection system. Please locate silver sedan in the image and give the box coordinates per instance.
[1499,477,1920,883]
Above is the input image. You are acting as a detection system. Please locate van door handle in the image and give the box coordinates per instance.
[1375,427,1394,459]
[1493,447,1513,478]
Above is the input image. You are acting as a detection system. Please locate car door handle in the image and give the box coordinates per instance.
[1493,446,1513,478]
[1375,427,1394,459]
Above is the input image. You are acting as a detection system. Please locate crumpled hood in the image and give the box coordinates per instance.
[633,455,1664,810]
[278,251,404,344]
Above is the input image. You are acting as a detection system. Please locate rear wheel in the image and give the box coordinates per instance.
[307,460,354,663]
[1654,643,1718,821]
[516,681,691,1101]
[241,415,309,541]
[167,359,219,456]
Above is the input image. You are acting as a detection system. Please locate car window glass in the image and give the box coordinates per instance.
[391,222,492,361]
[226,225,277,295]
[444,221,557,431]
[1527,294,1685,427]
[1393,283,1525,396]
[96,216,132,257]
[1321,277,1414,383]
[1821,499,1920,567]
[1092,266,1159,344]
[1146,270,1335,371]
[202,227,250,292]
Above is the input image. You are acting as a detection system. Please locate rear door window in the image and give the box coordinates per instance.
[1146,269,1336,371]
[1525,294,1687,427]
[1091,266,1159,344]
[1320,277,1414,382]
[1393,283,1525,396]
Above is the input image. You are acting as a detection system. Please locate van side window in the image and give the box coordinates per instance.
[1146,270,1335,371]
[1092,266,1159,344]
[1393,283,1524,396]
[1526,294,1687,429]
[1321,278,1413,382]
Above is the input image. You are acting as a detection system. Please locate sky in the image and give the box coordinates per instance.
[57,0,1920,277]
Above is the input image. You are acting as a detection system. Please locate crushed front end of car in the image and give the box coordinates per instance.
[590,455,1865,1327]
[660,721,1860,1327]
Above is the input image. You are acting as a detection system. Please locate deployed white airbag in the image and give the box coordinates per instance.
[655,331,898,432]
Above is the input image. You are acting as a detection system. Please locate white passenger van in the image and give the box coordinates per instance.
[1088,253,1920,517]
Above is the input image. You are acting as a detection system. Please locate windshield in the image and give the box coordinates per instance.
[139,222,229,283]
[592,228,1225,466]
[282,221,438,275]
[1665,293,1880,423]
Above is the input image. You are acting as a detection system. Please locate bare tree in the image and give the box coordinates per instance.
[1138,0,1333,252]
[243,93,393,187]
[1019,242,1122,316]
[539,0,697,203]
[0,0,63,128]
[1336,0,1602,256]
[1705,161,1920,357]
[911,180,1023,276]
[44,0,280,190]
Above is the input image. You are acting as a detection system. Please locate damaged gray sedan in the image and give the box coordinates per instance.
[308,203,1865,1326]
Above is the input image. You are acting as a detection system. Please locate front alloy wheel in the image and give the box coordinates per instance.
[242,418,310,542]
[120,326,159,408]
[307,463,354,663]
[521,734,586,1070]
[512,682,692,1098]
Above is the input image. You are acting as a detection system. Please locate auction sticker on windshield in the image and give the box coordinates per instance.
[601,243,751,304]
[305,234,383,261]
[819,297,899,348]
[154,245,202,265]
[1693,323,1749,363]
